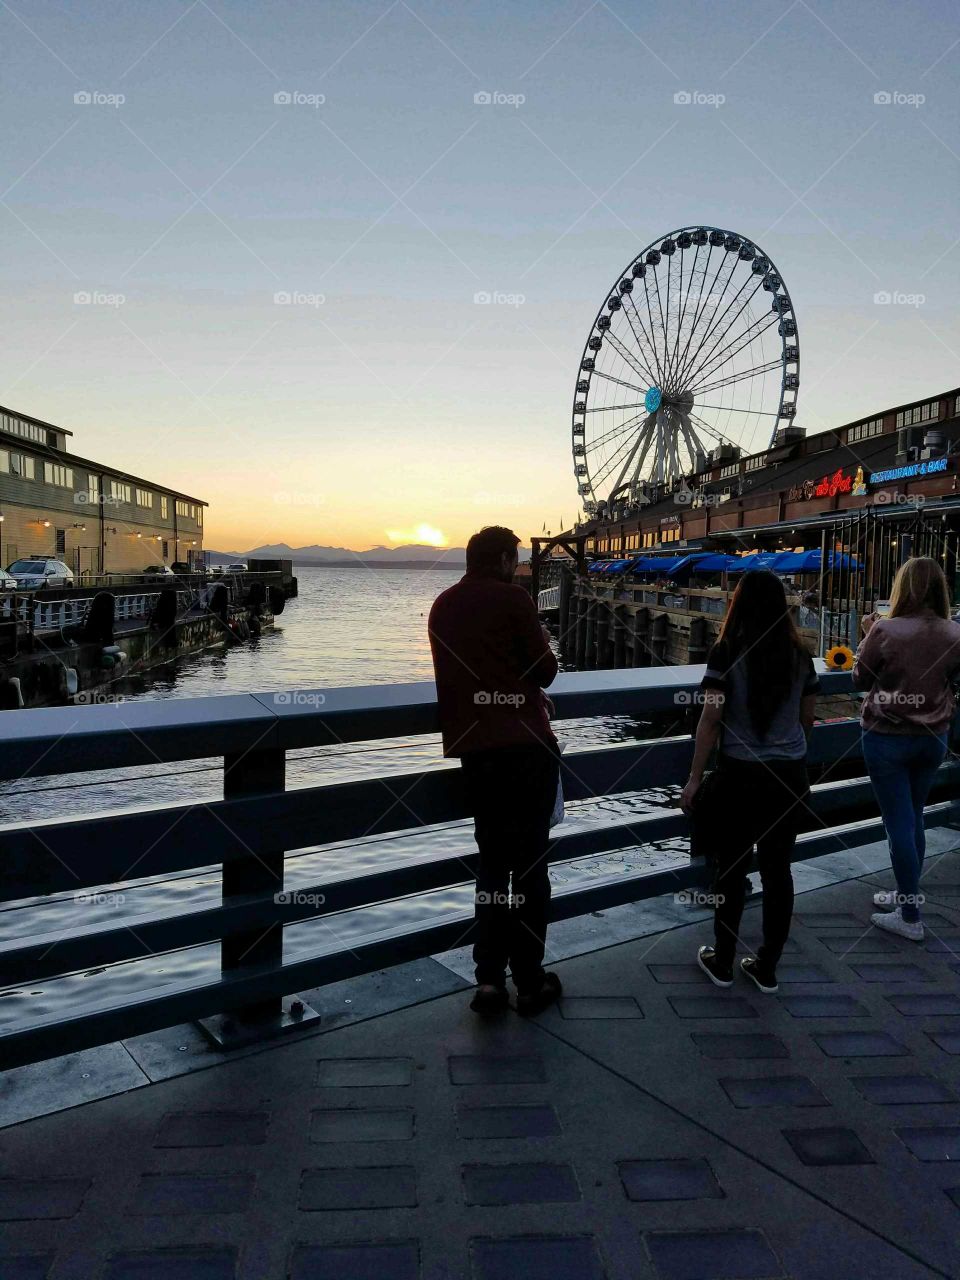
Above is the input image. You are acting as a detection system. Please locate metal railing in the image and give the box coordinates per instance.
[0,665,956,1070]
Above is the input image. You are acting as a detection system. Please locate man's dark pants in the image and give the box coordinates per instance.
[460,741,560,995]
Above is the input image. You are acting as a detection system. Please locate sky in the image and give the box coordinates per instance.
[1,0,958,551]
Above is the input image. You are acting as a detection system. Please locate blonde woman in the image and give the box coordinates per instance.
[854,557,960,940]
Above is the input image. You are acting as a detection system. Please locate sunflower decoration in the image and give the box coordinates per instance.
[824,644,854,671]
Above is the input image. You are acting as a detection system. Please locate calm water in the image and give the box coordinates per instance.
[0,566,683,1026]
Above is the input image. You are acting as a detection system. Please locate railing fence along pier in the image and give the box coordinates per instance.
[0,666,957,1070]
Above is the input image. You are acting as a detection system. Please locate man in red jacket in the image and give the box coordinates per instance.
[429,526,562,1016]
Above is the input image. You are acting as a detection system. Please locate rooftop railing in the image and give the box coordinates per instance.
[0,665,957,1070]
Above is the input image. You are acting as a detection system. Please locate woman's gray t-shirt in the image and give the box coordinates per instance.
[701,642,820,762]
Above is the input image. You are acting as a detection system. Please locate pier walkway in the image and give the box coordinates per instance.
[3,837,960,1280]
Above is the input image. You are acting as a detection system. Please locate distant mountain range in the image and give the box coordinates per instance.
[203,542,532,568]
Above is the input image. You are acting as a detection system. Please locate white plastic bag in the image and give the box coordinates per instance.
[550,745,565,827]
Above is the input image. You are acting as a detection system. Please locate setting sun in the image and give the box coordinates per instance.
[384,523,449,548]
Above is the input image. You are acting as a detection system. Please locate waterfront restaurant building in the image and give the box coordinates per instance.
[583,386,960,559]
[0,404,206,577]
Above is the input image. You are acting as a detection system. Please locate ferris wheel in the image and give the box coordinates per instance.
[572,226,799,515]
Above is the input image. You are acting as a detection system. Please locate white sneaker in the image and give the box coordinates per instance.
[870,908,924,942]
[872,889,899,909]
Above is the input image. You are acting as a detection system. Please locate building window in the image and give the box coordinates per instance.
[896,401,939,429]
[87,474,100,504]
[0,449,35,478]
[43,462,73,488]
[0,412,48,444]
[847,418,884,444]
[110,480,132,504]
[160,495,169,519]
[176,500,197,520]
[55,528,66,555]
[162,540,169,559]
[719,462,740,478]
[136,488,153,508]
[745,453,767,471]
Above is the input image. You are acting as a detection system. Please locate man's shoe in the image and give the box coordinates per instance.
[470,985,509,1015]
[871,908,923,942]
[697,946,733,988]
[741,956,778,994]
[872,888,899,909]
[515,973,562,1017]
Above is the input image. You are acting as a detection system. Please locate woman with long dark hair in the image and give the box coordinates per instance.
[854,556,960,940]
[681,571,819,993]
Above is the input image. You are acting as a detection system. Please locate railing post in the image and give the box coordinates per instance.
[198,745,319,1049]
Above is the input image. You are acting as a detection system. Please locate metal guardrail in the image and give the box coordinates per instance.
[0,664,956,1069]
[537,585,561,611]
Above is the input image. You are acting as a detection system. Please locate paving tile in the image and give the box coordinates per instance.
[289,1241,419,1280]
[310,1108,415,1142]
[849,962,933,982]
[781,1127,874,1166]
[648,964,705,983]
[644,1228,784,1279]
[668,996,758,1020]
[103,1248,237,1279]
[0,1177,89,1221]
[946,1188,960,1211]
[0,1257,54,1279]
[314,1057,413,1088]
[449,1056,546,1085]
[850,1075,956,1105]
[130,1173,255,1215]
[929,1031,960,1054]
[814,1032,908,1057]
[618,1157,723,1202]
[821,935,902,954]
[155,1112,268,1148]
[896,1127,960,1161]
[691,1033,788,1059]
[299,1166,417,1211]
[462,1163,580,1206]
[796,913,869,928]
[778,995,869,1018]
[719,1075,828,1108]
[774,964,834,983]
[456,1104,561,1139]
[923,937,960,955]
[470,1235,604,1280]
[886,993,960,1016]
[558,997,643,1019]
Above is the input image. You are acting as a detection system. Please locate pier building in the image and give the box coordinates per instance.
[0,403,206,577]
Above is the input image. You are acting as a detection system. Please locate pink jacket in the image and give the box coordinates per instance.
[853,611,960,735]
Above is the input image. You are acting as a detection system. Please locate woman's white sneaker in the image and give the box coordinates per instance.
[872,889,899,909]
[870,907,923,942]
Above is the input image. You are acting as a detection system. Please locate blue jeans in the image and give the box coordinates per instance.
[862,729,948,922]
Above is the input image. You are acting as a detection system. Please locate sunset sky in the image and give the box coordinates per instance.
[2,0,957,551]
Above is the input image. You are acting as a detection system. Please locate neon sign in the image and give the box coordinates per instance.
[788,468,855,502]
[870,457,948,485]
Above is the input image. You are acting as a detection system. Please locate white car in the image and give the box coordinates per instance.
[0,568,18,590]
[7,558,75,588]
[225,562,248,573]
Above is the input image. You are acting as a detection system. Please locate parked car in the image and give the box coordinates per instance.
[0,568,18,591]
[142,565,176,577]
[225,562,248,573]
[7,558,75,588]
[170,562,192,575]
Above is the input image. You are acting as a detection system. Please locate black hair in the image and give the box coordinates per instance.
[718,570,808,737]
[466,526,520,574]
